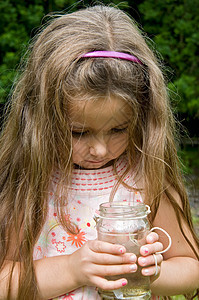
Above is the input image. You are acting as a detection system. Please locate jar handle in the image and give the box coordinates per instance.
[145,205,151,215]
[149,227,172,254]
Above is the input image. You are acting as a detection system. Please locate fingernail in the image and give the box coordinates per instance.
[142,247,149,254]
[130,255,136,262]
[143,269,149,275]
[139,257,146,264]
[122,281,127,286]
[119,248,124,253]
[130,264,137,272]
[147,235,153,243]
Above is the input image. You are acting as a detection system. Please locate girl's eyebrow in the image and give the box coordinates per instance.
[71,121,129,130]
[114,122,129,128]
[71,125,85,129]
[70,122,86,129]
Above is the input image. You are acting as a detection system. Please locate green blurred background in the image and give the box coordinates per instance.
[0,0,198,174]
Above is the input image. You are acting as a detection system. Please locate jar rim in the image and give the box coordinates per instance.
[98,201,151,219]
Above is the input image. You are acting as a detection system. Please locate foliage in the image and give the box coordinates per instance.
[0,0,45,102]
[0,0,129,103]
[178,144,199,174]
[138,0,199,118]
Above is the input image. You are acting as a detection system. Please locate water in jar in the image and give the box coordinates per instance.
[98,230,150,299]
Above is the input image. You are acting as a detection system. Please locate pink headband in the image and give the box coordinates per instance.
[81,51,142,64]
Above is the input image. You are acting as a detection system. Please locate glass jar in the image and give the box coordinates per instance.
[94,201,151,300]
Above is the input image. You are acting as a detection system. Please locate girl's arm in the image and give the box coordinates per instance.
[151,257,199,295]
[0,241,138,299]
[34,242,136,299]
[139,186,199,296]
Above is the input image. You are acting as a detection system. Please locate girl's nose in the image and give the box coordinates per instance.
[89,136,108,158]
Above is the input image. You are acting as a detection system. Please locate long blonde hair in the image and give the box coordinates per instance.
[0,5,198,299]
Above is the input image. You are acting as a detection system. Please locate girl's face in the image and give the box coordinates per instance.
[68,96,132,169]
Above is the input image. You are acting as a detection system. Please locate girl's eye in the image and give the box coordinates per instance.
[111,127,128,134]
[71,127,128,137]
[71,131,89,137]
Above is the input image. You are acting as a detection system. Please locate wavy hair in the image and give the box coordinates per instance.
[0,5,198,299]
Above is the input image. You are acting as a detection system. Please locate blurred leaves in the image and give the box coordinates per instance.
[138,0,199,118]
[0,0,45,102]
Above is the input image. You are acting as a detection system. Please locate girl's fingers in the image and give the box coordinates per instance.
[88,240,137,265]
[95,263,137,277]
[139,253,163,277]
[140,242,163,256]
[142,265,161,277]
[146,232,159,244]
[89,240,126,255]
[92,276,128,291]
[138,253,163,267]
[93,252,137,265]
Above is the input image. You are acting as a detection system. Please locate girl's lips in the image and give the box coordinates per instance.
[86,160,105,163]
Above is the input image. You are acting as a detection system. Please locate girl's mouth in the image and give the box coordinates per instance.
[86,160,105,164]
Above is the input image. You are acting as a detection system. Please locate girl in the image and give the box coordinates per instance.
[0,5,198,300]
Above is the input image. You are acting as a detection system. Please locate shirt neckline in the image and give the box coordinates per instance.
[70,155,130,193]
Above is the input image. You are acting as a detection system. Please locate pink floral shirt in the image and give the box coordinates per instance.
[33,156,143,300]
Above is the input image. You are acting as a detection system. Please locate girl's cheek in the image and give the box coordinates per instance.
[72,141,89,160]
[110,135,128,153]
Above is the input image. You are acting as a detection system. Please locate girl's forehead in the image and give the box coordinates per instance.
[68,96,132,129]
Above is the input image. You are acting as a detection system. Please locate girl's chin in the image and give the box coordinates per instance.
[74,159,114,170]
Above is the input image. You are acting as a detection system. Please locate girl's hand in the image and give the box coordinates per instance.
[68,240,137,291]
[138,232,163,279]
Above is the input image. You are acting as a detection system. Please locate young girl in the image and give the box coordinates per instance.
[0,5,198,300]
